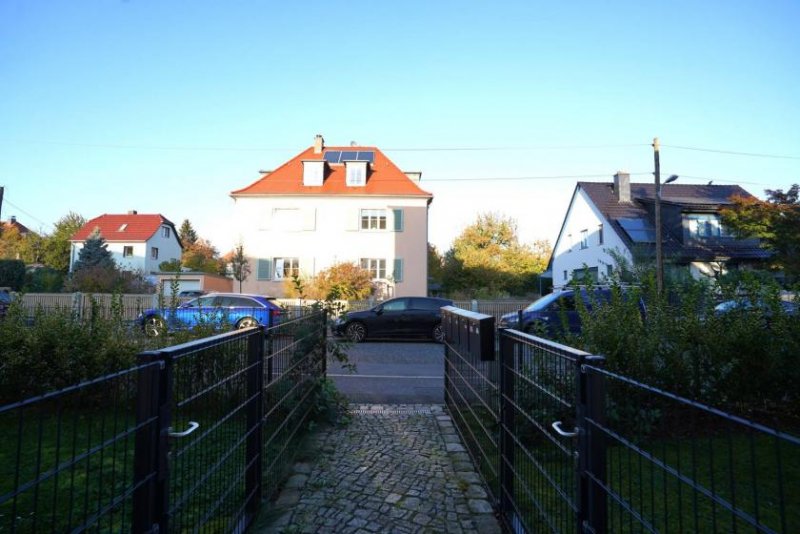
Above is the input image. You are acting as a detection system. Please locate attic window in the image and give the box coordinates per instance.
[302,160,325,186]
[118,224,128,232]
[345,160,368,187]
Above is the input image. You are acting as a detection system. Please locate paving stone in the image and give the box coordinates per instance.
[255,404,501,533]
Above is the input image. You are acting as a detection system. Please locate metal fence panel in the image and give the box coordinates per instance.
[0,363,161,533]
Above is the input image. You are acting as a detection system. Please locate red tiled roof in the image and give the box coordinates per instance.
[71,214,177,243]
[231,146,432,199]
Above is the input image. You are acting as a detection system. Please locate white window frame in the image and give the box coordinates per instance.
[273,257,299,280]
[580,229,588,249]
[360,258,387,279]
[345,161,367,186]
[687,214,729,238]
[151,247,159,260]
[123,246,134,258]
[162,226,171,238]
[360,209,387,230]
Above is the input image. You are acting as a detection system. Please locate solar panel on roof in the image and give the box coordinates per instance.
[617,218,656,243]
[340,151,357,161]
[356,151,374,162]
[324,151,341,163]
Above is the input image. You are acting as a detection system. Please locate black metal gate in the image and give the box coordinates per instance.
[444,306,799,534]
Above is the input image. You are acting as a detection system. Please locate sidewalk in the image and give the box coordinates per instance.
[255,404,502,533]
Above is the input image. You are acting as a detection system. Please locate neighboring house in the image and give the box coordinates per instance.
[231,135,432,297]
[70,211,182,273]
[1,215,32,236]
[550,172,769,290]
[152,272,233,295]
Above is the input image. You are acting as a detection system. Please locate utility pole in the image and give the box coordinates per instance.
[0,186,4,236]
[653,138,664,294]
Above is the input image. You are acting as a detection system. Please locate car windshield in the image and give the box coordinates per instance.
[524,292,563,312]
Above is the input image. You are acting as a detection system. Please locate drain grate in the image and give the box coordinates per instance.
[350,403,445,415]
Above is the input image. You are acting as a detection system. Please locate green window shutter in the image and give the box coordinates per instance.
[393,258,404,283]
[393,209,404,232]
[257,258,273,280]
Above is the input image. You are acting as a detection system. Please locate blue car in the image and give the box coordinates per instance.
[139,292,282,337]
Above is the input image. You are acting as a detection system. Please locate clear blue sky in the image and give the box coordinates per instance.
[2,0,798,253]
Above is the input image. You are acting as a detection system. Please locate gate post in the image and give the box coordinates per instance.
[133,351,171,533]
[321,310,328,376]
[266,313,274,383]
[245,328,265,521]
[498,328,516,520]
[577,355,607,533]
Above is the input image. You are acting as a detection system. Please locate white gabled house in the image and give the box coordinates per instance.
[231,135,432,298]
[550,172,769,290]
[69,211,182,273]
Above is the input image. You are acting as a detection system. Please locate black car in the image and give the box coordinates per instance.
[332,296,454,343]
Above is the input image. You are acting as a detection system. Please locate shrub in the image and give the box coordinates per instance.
[0,259,25,290]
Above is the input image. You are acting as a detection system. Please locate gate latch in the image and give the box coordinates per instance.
[168,421,200,438]
[551,421,579,438]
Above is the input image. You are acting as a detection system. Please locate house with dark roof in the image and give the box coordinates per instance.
[69,211,182,273]
[550,172,768,289]
[231,135,432,297]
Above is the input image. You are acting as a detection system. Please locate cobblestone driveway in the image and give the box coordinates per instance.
[256,404,502,533]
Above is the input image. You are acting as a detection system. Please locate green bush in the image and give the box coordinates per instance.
[568,275,800,424]
[0,259,25,290]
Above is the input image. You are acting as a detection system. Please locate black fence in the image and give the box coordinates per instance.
[0,310,327,533]
[442,307,800,533]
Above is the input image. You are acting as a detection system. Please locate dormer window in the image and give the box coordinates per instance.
[302,160,325,186]
[345,160,368,187]
[118,224,128,232]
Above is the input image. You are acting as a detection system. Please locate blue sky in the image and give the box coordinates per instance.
[1,0,798,253]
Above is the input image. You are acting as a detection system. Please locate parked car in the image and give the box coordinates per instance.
[498,288,643,336]
[332,296,454,343]
[139,292,282,336]
[0,289,14,320]
[177,290,206,298]
[714,298,798,317]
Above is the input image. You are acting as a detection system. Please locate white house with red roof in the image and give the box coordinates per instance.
[69,211,182,273]
[231,135,432,298]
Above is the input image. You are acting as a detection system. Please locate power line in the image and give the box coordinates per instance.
[662,144,800,160]
[2,198,52,229]
[425,172,652,182]
[384,144,649,152]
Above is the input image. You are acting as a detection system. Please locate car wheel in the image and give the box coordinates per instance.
[345,322,367,343]
[236,317,259,330]
[144,316,165,337]
[432,323,445,343]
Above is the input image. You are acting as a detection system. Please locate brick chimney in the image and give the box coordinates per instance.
[614,171,631,203]
[128,210,138,215]
[313,134,325,154]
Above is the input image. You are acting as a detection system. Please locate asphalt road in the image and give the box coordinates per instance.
[327,340,445,404]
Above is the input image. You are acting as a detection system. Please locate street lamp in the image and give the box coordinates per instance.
[653,137,678,293]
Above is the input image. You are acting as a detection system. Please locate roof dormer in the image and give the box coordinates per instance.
[302,160,325,186]
[345,160,368,187]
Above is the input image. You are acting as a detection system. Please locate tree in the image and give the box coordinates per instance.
[41,212,85,272]
[230,242,252,293]
[178,219,198,248]
[720,184,800,280]
[159,259,182,272]
[442,213,551,297]
[286,262,374,300]
[72,230,116,272]
[428,244,445,286]
[182,238,224,274]
[0,259,25,290]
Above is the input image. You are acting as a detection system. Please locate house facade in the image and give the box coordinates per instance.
[550,172,768,290]
[69,212,182,273]
[231,135,432,298]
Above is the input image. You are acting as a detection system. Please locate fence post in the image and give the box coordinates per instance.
[577,355,607,534]
[245,328,265,522]
[133,351,171,534]
[498,328,516,522]
[321,310,328,376]
[266,312,274,383]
